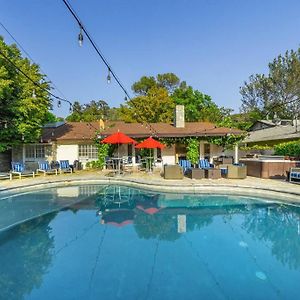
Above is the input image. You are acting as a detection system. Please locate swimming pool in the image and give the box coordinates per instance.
[0,184,299,299]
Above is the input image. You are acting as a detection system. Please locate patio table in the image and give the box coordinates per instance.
[110,157,123,175]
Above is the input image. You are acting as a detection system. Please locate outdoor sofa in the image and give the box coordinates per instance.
[164,165,184,179]
[218,164,247,179]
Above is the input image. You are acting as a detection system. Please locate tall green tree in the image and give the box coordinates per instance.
[240,48,300,120]
[0,37,51,151]
[66,100,112,122]
[132,73,180,95]
[120,86,174,123]
[172,85,226,123]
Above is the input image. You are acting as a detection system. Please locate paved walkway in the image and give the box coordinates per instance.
[1,170,300,203]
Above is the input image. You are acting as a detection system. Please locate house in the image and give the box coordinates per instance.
[11,106,242,169]
[244,119,300,148]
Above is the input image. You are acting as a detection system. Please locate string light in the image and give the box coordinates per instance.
[124,96,128,101]
[4,122,7,129]
[62,0,160,137]
[78,26,83,46]
[107,69,111,84]
[57,100,61,108]
[32,90,36,98]
[69,104,73,113]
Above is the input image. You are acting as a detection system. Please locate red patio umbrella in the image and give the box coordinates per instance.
[101,131,137,173]
[135,137,165,171]
[135,136,165,149]
[101,131,137,145]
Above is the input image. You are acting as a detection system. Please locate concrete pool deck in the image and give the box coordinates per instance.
[1,170,300,203]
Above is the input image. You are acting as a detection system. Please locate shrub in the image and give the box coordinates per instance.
[274,141,300,157]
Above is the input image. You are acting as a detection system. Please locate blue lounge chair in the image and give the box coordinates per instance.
[179,159,192,174]
[198,159,213,169]
[290,167,300,184]
[0,172,12,180]
[59,160,73,174]
[37,161,58,176]
[11,162,35,179]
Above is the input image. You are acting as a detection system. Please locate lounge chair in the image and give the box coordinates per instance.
[37,161,58,176]
[11,162,35,179]
[0,172,12,180]
[199,159,214,169]
[179,159,192,174]
[164,165,184,179]
[290,167,300,184]
[59,160,73,174]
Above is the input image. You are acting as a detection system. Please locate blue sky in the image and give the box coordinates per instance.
[1,0,300,117]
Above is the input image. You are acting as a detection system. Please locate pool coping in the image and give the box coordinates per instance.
[1,176,300,205]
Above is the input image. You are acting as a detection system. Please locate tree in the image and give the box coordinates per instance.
[66,100,112,122]
[156,73,180,94]
[119,86,175,123]
[240,49,300,120]
[44,111,63,123]
[131,73,180,95]
[0,37,51,151]
[131,76,156,95]
[172,85,225,122]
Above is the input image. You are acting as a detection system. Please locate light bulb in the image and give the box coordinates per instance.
[32,90,36,98]
[57,100,61,108]
[107,69,111,84]
[124,96,128,101]
[69,105,73,113]
[78,27,83,46]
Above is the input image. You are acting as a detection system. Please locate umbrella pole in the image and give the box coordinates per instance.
[118,143,120,175]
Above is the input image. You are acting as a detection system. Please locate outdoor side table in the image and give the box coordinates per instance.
[205,168,221,179]
[187,168,205,179]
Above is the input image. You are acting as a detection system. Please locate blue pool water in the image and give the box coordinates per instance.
[0,185,300,300]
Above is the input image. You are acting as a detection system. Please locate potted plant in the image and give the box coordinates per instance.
[186,139,199,168]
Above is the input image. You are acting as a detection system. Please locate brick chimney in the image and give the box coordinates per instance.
[174,105,185,128]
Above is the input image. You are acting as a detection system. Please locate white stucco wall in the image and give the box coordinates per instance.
[162,145,175,165]
[56,144,78,163]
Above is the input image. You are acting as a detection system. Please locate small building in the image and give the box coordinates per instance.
[244,119,300,149]
[11,106,242,169]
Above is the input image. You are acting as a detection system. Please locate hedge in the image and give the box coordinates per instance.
[274,141,300,157]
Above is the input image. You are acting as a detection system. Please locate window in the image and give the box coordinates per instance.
[25,145,35,159]
[25,144,51,159]
[157,148,162,159]
[79,144,98,159]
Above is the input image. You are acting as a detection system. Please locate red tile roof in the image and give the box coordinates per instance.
[42,121,242,142]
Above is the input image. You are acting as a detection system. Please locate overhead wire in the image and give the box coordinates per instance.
[0,48,101,133]
[0,20,68,101]
[61,0,159,137]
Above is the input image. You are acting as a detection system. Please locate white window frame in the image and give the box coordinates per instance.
[25,144,51,161]
[79,144,98,160]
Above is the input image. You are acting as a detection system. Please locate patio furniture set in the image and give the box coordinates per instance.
[164,159,247,180]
